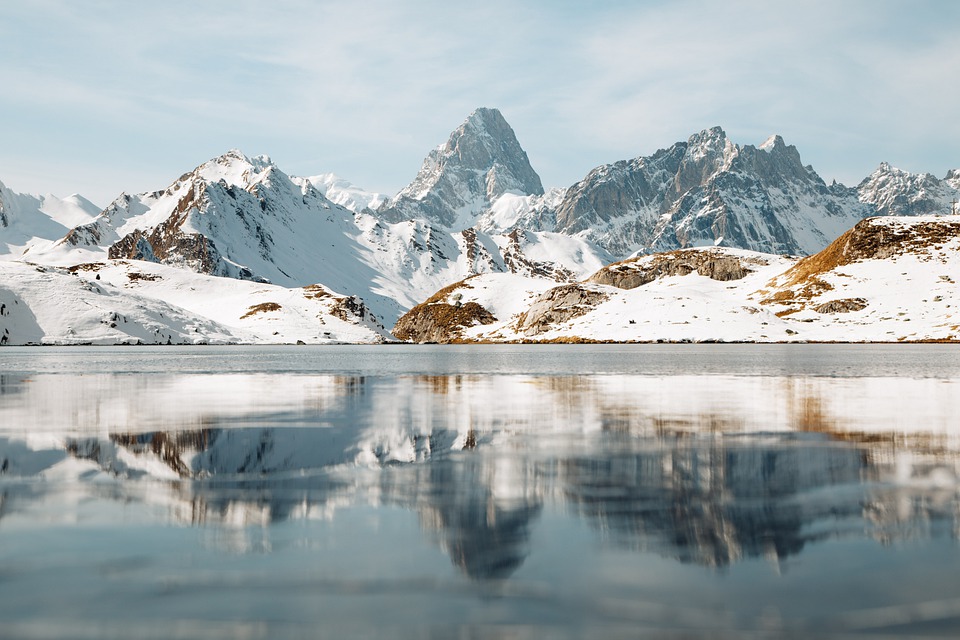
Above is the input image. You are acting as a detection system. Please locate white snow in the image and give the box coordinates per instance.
[0,180,100,259]
[422,220,960,344]
[298,173,387,212]
[0,259,389,345]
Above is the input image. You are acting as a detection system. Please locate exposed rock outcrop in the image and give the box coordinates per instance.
[331,295,381,328]
[392,277,498,343]
[516,284,608,337]
[587,249,758,290]
[814,298,868,314]
[502,229,576,282]
[760,215,960,315]
[393,302,496,343]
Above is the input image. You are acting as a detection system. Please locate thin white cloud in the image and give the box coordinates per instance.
[0,0,958,201]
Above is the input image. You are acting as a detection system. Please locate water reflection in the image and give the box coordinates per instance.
[562,443,868,567]
[2,423,960,579]
[3,357,960,636]
[0,369,959,569]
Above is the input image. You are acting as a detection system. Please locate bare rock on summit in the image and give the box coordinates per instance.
[552,127,872,257]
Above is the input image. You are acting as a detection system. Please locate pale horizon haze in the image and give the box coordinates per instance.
[2,0,958,207]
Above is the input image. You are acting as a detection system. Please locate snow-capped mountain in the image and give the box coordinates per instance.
[299,173,387,212]
[22,146,606,331]
[4,107,960,345]
[857,162,960,217]
[0,180,100,259]
[377,107,545,229]
[551,127,872,257]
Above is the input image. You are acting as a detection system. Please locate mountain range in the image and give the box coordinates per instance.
[1,107,958,344]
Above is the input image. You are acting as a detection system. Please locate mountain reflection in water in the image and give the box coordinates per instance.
[2,351,960,637]
[2,372,959,570]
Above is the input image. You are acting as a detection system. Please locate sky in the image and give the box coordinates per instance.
[2,0,959,207]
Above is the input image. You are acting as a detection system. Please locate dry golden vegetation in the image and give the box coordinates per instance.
[66,262,105,273]
[240,302,282,319]
[423,275,478,305]
[302,284,331,300]
[392,301,497,343]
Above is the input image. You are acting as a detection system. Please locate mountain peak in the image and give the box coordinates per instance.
[760,134,786,152]
[687,126,728,148]
[192,150,281,190]
[462,106,508,131]
[875,161,896,173]
[684,126,736,165]
[378,108,544,228]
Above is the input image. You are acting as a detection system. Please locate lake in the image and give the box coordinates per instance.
[1,344,960,638]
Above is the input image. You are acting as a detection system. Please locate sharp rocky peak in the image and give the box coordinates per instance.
[377,107,544,229]
[857,160,960,217]
[759,134,785,152]
[686,126,731,153]
[458,107,512,139]
[945,169,960,189]
[668,126,739,193]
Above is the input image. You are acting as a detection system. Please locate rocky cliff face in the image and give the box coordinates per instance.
[515,284,609,337]
[857,162,960,217]
[377,108,545,229]
[553,128,871,257]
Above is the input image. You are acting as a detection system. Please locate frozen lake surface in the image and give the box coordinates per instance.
[2,344,960,638]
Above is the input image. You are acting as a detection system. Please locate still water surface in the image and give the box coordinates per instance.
[2,345,960,638]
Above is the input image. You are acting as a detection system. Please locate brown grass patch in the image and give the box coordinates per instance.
[761,216,960,311]
[424,276,478,305]
[392,301,496,343]
[241,302,282,319]
[534,336,607,344]
[127,271,161,282]
[302,284,330,300]
[777,217,960,290]
[67,263,105,273]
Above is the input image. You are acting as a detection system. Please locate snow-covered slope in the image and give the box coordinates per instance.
[0,180,100,259]
[0,260,390,345]
[377,107,545,229]
[757,215,960,342]
[395,216,960,343]
[0,261,238,345]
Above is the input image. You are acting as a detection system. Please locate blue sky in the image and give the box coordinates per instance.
[2,0,958,206]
